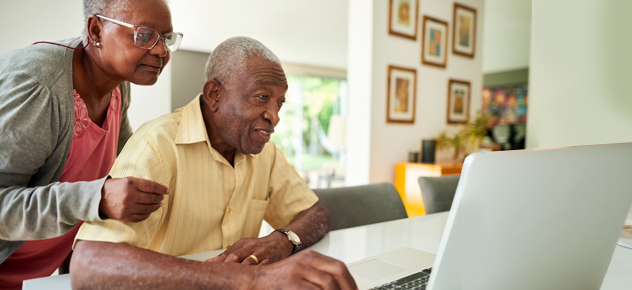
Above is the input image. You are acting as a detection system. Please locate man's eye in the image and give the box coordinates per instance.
[277,100,285,108]
[257,94,268,100]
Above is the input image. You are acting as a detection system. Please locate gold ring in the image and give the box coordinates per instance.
[249,254,259,264]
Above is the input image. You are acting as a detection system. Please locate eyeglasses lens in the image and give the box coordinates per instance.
[164,33,183,52]
[134,27,159,49]
[134,27,182,52]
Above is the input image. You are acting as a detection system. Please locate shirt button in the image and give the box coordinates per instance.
[226,244,231,249]
[228,208,232,213]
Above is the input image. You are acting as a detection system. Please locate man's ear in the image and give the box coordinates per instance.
[203,80,221,112]
[86,14,103,47]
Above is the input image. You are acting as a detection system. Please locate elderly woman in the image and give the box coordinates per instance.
[0,0,181,288]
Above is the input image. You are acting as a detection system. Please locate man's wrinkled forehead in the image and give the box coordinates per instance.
[231,57,288,90]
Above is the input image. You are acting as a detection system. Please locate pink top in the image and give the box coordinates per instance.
[0,88,122,290]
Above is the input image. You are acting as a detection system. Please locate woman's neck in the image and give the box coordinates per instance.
[72,46,121,126]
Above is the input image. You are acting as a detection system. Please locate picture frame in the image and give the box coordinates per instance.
[421,15,449,68]
[387,65,417,124]
[452,3,477,58]
[388,0,419,40]
[446,79,471,124]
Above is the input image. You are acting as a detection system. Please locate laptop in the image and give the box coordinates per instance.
[348,143,632,290]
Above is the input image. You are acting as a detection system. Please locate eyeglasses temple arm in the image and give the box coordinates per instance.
[96,15,135,29]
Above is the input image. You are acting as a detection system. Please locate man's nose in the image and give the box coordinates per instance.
[262,103,280,126]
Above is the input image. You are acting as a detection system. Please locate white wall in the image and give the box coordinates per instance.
[372,0,484,183]
[345,0,374,186]
[170,0,348,70]
[347,0,485,185]
[128,67,173,131]
[527,0,632,149]
[0,0,82,56]
[482,0,532,73]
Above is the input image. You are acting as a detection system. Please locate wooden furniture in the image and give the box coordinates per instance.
[394,162,462,217]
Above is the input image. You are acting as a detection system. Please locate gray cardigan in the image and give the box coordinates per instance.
[0,38,133,263]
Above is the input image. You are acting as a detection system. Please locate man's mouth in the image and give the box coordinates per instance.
[256,129,273,135]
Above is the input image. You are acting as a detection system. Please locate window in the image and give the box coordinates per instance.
[271,74,347,189]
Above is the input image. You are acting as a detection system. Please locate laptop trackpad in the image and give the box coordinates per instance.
[348,259,407,281]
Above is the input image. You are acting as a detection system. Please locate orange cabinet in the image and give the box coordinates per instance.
[394,162,462,217]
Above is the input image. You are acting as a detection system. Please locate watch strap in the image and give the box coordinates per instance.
[274,229,302,255]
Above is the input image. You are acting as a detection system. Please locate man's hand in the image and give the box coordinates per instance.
[253,250,358,290]
[99,177,170,222]
[206,231,292,265]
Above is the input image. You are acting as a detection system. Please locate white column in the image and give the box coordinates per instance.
[345,0,374,186]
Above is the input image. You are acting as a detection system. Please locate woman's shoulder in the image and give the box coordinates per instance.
[0,37,80,88]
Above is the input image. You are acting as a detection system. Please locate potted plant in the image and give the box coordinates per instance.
[435,111,490,162]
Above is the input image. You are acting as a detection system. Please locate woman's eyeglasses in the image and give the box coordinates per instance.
[96,15,183,52]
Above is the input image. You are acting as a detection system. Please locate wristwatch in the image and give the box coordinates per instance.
[274,229,302,255]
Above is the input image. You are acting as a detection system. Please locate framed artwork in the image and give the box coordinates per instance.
[421,16,449,68]
[452,3,477,58]
[388,0,419,40]
[447,79,471,124]
[387,65,417,124]
[482,84,528,124]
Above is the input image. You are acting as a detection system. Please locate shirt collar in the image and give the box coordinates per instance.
[175,94,208,145]
[174,94,255,162]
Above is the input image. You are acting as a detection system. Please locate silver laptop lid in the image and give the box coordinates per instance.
[428,143,632,290]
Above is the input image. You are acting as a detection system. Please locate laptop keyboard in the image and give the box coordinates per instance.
[368,267,432,290]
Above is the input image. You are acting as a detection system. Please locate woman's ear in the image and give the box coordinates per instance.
[86,14,103,47]
[202,80,222,112]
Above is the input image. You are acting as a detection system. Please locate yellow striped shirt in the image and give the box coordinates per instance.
[74,95,318,256]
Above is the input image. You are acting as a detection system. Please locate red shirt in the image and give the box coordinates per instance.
[0,88,121,289]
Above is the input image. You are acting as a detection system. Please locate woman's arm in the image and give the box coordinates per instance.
[117,81,133,155]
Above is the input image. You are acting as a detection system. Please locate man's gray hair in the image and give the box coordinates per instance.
[204,37,282,87]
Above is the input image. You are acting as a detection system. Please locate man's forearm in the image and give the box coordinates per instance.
[280,202,330,251]
[71,240,254,290]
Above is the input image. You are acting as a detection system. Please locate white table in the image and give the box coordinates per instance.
[23,213,632,289]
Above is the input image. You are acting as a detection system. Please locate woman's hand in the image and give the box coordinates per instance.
[99,177,170,222]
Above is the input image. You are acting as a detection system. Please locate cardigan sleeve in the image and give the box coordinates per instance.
[117,81,133,155]
[0,71,104,241]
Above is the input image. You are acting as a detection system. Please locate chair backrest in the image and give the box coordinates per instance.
[313,182,408,231]
[418,175,460,214]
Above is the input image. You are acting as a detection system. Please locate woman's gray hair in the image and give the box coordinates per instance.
[82,0,164,38]
[204,37,281,87]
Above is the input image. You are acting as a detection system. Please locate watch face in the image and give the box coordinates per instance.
[288,230,300,243]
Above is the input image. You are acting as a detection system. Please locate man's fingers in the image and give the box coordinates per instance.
[224,251,249,263]
[299,251,358,290]
[299,264,340,290]
[209,253,227,262]
[241,255,258,265]
[129,177,170,195]
[258,258,271,266]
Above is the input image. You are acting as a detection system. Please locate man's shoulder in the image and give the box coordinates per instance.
[134,111,183,145]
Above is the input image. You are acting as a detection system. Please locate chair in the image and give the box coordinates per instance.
[313,182,408,231]
[417,175,460,214]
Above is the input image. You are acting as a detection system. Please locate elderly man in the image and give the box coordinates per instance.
[70,36,356,289]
